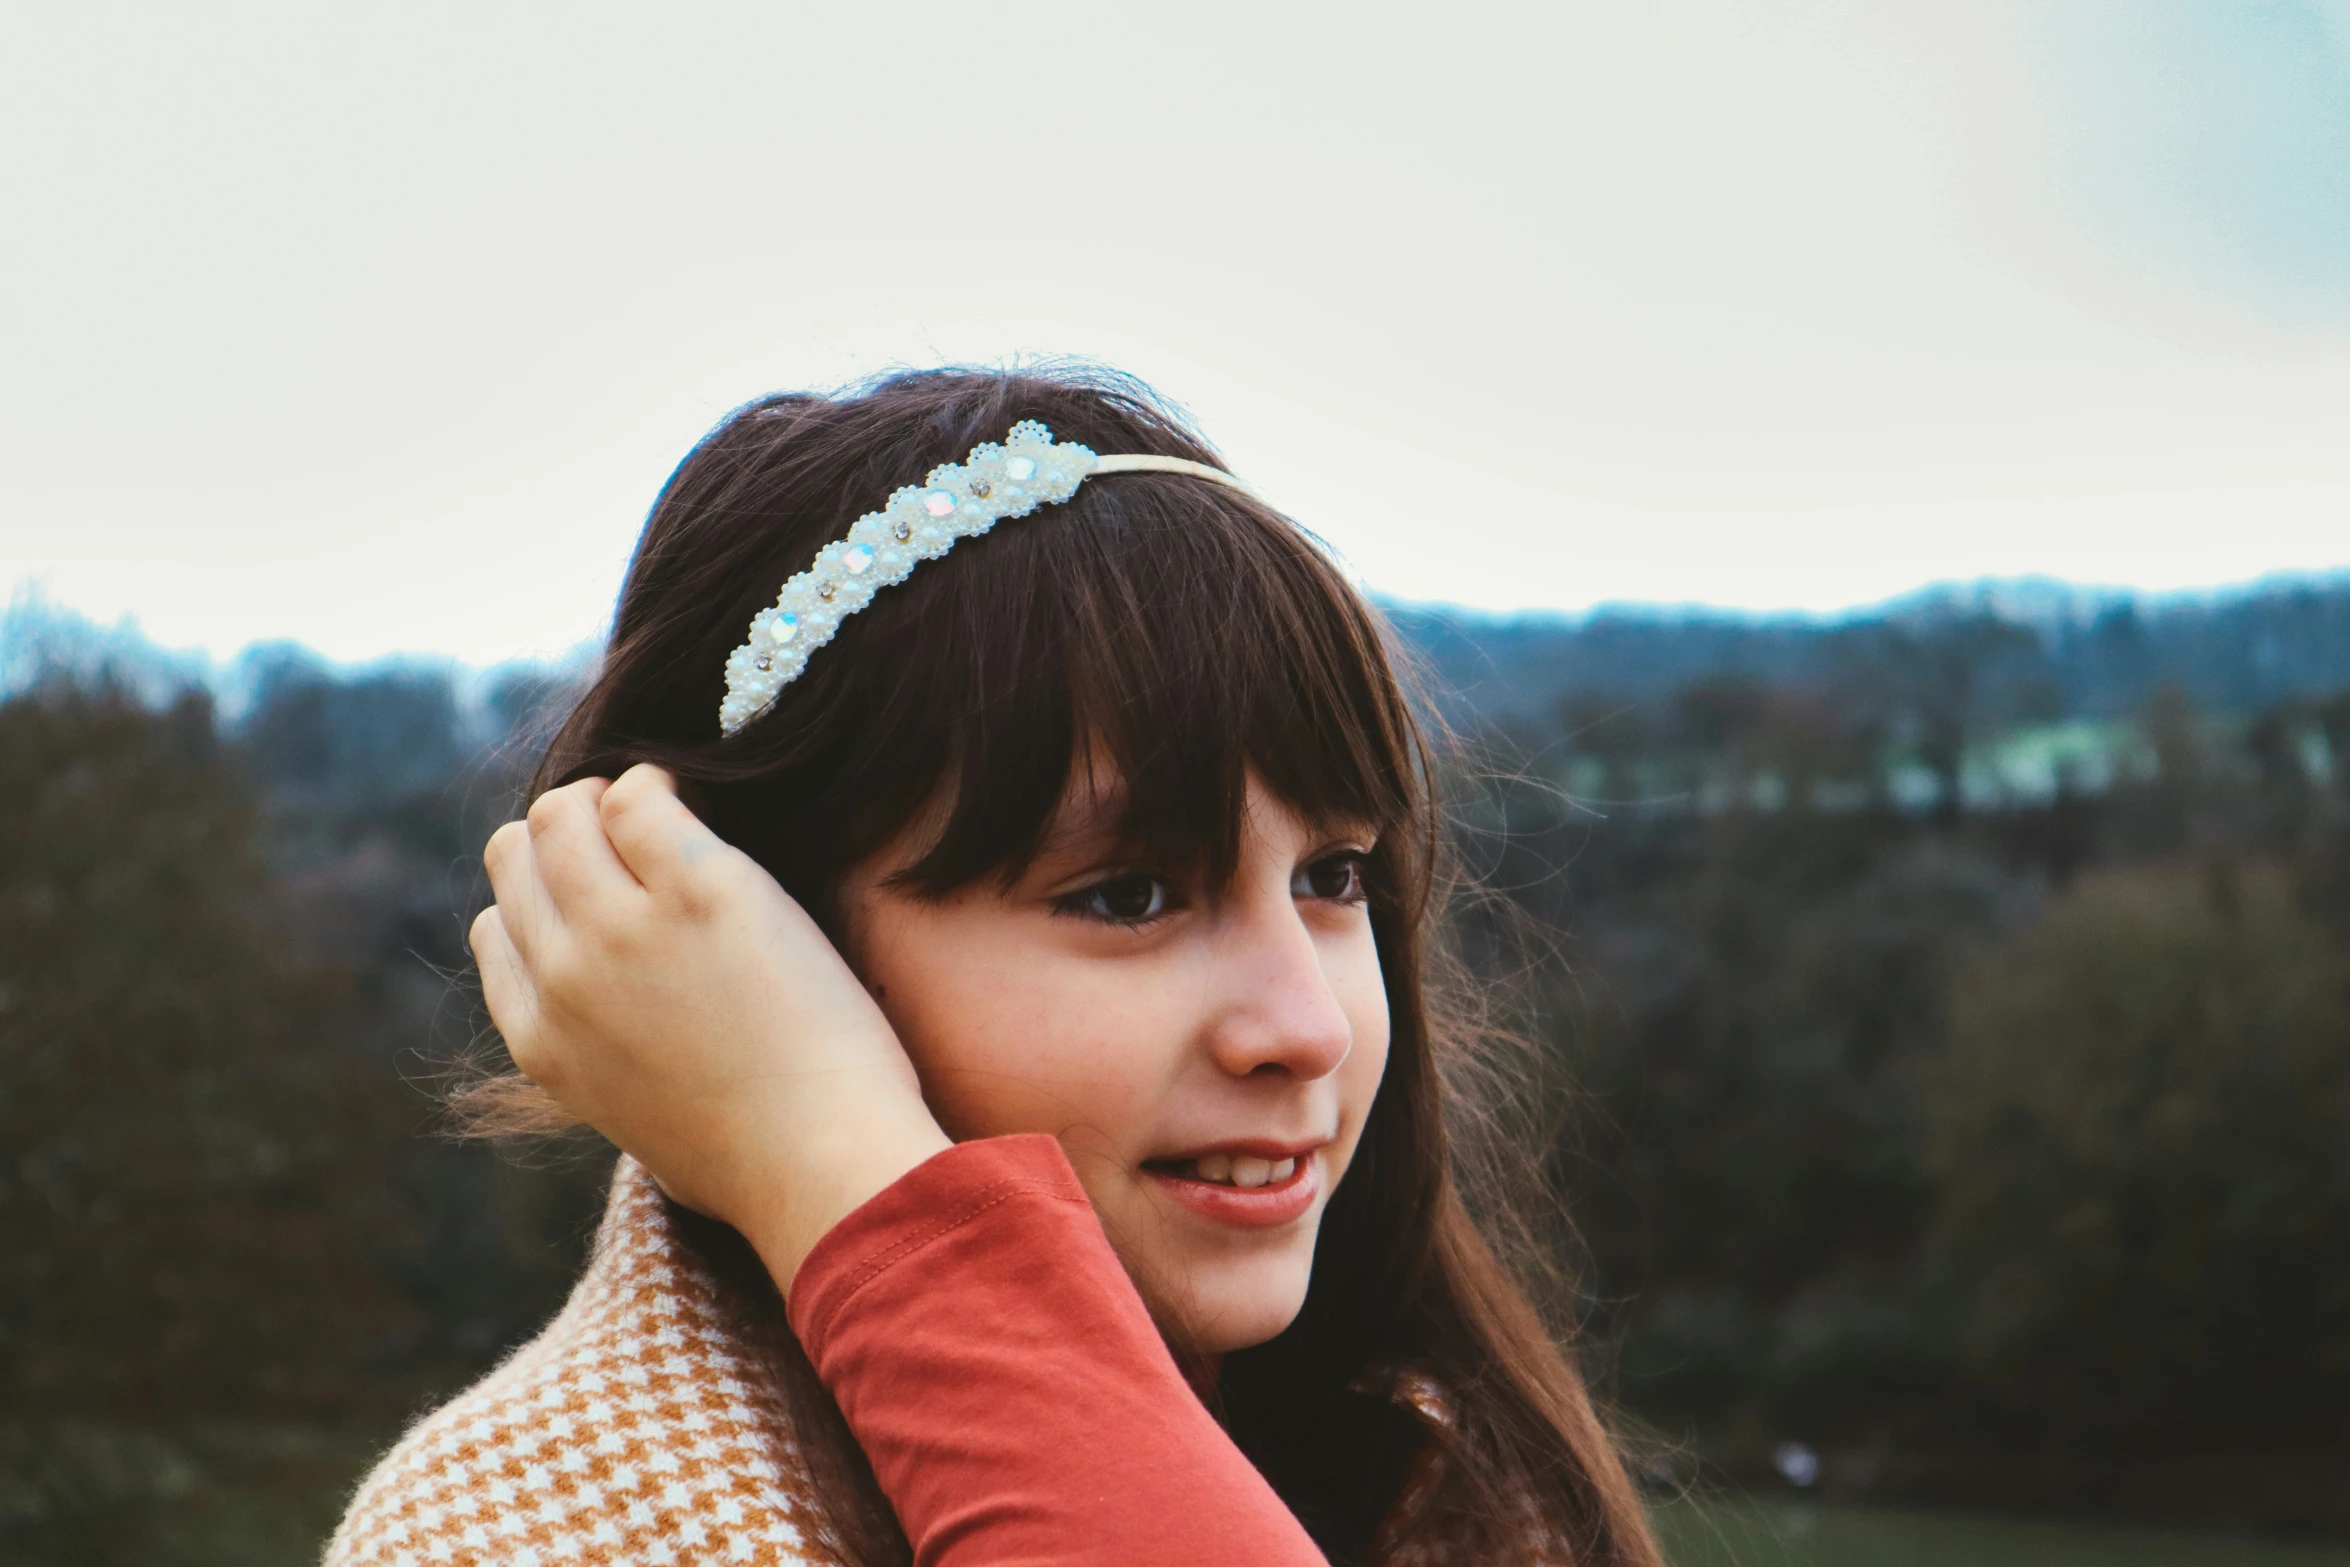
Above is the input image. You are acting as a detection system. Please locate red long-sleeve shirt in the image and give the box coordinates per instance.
[788,1134,1331,1567]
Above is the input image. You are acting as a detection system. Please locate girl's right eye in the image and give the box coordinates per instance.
[1057,872,1175,926]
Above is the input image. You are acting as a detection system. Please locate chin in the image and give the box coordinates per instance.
[1153,1243,1318,1356]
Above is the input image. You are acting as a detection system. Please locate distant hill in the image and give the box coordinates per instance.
[1384,573,2350,728]
[11,572,2350,754]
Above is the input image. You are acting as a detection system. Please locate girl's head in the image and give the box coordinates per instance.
[542,366,1433,1360]
[514,365,1656,1564]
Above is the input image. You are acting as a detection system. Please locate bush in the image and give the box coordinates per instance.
[0,685,411,1419]
[1927,860,2350,1450]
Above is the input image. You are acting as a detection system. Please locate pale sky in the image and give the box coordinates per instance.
[5,1,2349,666]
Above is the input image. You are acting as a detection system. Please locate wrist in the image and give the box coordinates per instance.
[737,1108,953,1296]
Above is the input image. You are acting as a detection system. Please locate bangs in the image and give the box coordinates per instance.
[896,471,1422,898]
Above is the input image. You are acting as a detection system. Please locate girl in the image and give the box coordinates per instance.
[326,367,1660,1566]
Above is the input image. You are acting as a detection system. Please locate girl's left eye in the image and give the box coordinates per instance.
[1058,872,1176,925]
[1293,851,1368,904]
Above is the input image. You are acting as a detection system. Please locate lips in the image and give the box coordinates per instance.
[1143,1144,1323,1228]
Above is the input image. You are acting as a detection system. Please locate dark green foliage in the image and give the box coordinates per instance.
[1930,862,2350,1450]
[1535,812,2020,1438]
[0,684,408,1418]
[0,664,607,1561]
[1472,652,2350,1519]
[217,655,609,1383]
[0,1421,384,1567]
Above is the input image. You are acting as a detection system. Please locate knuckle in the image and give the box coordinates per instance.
[668,866,715,914]
[525,791,564,834]
[603,768,651,818]
[669,859,737,923]
[591,914,644,964]
[483,820,524,867]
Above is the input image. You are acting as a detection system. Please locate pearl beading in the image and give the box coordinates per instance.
[717,423,1244,736]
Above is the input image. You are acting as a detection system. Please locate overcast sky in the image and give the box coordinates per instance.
[6,1,2350,665]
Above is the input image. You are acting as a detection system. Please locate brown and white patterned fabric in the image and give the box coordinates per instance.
[325,1159,832,1567]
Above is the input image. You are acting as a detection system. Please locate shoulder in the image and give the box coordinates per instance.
[325,1159,836,1567]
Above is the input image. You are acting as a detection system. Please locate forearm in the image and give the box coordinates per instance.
[786,1135,1326,1567]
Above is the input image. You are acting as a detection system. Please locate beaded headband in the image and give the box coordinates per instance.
[718,421,1246,735]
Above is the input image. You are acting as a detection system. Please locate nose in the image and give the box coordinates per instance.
[1201,884,1356,1084]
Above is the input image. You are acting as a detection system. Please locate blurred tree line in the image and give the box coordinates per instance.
[2,581,2347,1557]
[1445,593,2350,1532]
[1394,576,2350,731]
[0,624,601,1563]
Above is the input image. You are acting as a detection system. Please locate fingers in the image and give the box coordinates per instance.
[527,777,645,917]
[599,763,738,899]
[482,818,553,966]
[469,906,549,1081]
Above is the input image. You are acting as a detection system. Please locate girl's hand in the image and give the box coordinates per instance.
[468,763,951,1290]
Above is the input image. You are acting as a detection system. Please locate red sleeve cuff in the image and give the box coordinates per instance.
[787,1133,1093,1360]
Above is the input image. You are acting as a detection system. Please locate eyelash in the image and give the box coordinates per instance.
[1051,851,1372,929]
[1053,872,1177,927]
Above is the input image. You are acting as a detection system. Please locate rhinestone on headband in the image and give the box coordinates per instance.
[717,422,1245,735]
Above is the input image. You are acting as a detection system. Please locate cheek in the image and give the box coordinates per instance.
[1338,950,1392,1120]
[861,913,1175,1147]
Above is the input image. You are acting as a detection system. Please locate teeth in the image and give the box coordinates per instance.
[1170,1152,1303,1187]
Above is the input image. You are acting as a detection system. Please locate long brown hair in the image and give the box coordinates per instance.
[465,365,1660,1567]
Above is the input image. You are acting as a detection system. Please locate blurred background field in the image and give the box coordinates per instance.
[4,1428,2343,1567]
[1650,1497,2350,1566]
[4,574,2347,1564]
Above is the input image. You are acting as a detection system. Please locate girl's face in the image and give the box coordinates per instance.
[841,772,1390,1358]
